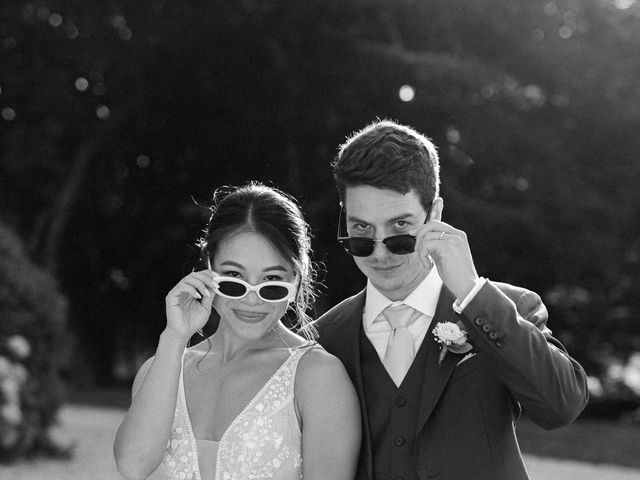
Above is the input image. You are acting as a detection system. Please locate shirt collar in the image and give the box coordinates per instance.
[363,267,443,328]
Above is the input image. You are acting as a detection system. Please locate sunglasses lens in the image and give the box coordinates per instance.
[259,285,291,301]
[338,236,415,256]
[217,280,247,298]
[345,238,375,257]
[384,235,416,255]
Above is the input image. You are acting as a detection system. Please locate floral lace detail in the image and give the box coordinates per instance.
[162,343,315,480]
[162,370,201,480]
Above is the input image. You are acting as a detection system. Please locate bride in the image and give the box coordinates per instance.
[114,182,360,480]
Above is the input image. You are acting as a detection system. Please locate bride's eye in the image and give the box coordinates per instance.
[222,271,242,278]
[265,274,284,282]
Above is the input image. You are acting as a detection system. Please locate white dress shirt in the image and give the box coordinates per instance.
[363,267,443,363]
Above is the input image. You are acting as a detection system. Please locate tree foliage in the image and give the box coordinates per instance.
[1,0,639,407]
[0,219,69,460]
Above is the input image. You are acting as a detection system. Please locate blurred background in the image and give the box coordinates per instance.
[1,0,640,478]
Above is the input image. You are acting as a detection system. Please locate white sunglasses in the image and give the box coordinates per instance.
[207,260,296,303]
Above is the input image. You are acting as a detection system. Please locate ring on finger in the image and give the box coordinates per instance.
[439,231,446,241]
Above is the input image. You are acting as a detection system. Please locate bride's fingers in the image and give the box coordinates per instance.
[190,270,219,292]
[181,276,213,299]
[190,270,215,283]
[167,283,204,303]
[199,289,214,311]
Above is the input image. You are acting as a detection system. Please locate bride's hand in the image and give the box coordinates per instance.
[164,270,216,340]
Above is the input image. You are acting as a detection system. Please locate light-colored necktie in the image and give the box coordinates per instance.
[382,303,416,387]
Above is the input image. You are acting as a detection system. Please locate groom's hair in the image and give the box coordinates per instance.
[331,119,440,211]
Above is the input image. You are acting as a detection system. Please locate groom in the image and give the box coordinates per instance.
[314,120,588,480]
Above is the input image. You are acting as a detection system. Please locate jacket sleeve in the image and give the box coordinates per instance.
[459,280,588,429]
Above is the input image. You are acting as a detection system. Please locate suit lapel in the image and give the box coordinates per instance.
[325,290,374,479]
[416,286,460,433]
[331,290,367,402]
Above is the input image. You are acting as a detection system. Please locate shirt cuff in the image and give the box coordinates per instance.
[452,277,488,314]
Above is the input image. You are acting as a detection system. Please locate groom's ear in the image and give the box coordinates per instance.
[430,197,444,221]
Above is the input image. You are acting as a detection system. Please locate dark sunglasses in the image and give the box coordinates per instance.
[336,202,432,257]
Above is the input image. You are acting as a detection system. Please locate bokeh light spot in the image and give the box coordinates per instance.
[36,6,50,21]
[67,25,79,39]
[559,25,573,39]
[96,105,110,120]
[136,155,151,168]
[116,166,129,179]
[118,27,132,41]
[22,3,35,19]
[48,13,63,27]
[75,77,89,91]
[615,0,636,9]
[399,85,415,102]
[524,84,546,106]
[2,107,16,121]
[111,14,126,29]
[481,84,497,98]
[531,28,545,41]
[543,3,558,15]
[446,127,461,144]
[515,177,530,192]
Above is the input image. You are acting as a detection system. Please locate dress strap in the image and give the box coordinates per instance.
[289,339,318,353]
[285,340,320,378]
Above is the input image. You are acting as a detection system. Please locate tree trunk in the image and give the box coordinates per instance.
[29,138,99,274]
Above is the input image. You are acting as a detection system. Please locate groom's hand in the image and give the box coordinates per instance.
[412,220,479,302]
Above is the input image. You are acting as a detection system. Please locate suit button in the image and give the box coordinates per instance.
[496,338,505,348]
[395,436,405,446]
[482,324,492,333]
[489,331,498,340]
[474,316,485,326]
[395,397,406,407]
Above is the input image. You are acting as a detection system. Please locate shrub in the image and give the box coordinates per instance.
[0,220,71,462]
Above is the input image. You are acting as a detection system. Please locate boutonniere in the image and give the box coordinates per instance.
[432,321,473,365]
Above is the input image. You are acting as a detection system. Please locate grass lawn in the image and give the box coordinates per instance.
[0,402,638,480]
[516,415,640,469]
[79,388,640,469]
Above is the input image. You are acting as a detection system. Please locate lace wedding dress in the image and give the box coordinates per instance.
[160,343,315,480]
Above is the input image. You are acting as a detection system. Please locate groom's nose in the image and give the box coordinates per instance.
[370,239,391,261]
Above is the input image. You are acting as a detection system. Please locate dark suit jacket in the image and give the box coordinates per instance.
[315,281,588,480]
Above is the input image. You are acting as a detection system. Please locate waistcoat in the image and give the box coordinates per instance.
[360,326,430,480]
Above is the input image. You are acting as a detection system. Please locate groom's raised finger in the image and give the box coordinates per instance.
[409,219,460,237]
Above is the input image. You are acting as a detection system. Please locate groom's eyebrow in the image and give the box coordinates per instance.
[388,213,417,223]
[346,213,380,223]
[347,212,416,223]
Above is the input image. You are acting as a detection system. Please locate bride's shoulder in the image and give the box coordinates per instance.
[292,345,355,414]
[294,343,347,382]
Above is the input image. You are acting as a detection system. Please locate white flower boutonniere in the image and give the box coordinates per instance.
[433,321,473,365]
